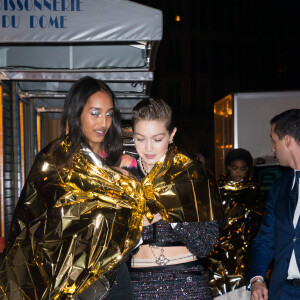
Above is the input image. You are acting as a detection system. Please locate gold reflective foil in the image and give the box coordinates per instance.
[0,142,224,299]
[0,144,145,300]
[208,177,264,297]
[141,144,224,223]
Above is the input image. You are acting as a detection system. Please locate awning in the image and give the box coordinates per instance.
[0,0,163,119]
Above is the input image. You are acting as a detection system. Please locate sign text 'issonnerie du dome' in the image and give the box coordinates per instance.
[0,0,83,29]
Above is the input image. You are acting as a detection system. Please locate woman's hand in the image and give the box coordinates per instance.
[143,213,162,226]
[120,154,136,168]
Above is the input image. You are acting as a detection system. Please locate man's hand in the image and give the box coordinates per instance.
[251,279,268,300]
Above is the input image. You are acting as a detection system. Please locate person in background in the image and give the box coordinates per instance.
[128,98,224,299]
[225,148,253,182]
[249,109,300,300]
[0,76,142,300]
[208,148,264,299]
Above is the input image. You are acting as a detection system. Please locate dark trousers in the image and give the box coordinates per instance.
[105,262,133,300]
[76,262,133,300]
[279,283,300,300]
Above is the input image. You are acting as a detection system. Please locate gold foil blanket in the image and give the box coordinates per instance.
[0,147,145,300]
[208,177,264,296]
[141,144,224,223]
[0,142,224,299]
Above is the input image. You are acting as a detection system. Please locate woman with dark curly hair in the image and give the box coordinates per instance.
[208,149,263,300]
[225,148,253,182]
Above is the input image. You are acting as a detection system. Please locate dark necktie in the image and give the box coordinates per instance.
[290,171,300,217]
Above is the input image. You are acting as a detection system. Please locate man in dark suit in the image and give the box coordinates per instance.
[249,109,300,300]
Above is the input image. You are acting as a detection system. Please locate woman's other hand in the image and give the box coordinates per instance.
[143,213,162,226]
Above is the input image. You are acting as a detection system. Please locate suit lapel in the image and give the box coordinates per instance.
[276,171,294,228]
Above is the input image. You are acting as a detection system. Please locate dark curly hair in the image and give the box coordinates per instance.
[225,148,253,169]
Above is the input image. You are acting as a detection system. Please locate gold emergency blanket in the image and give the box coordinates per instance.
[141,144,224,223]
[0,145,145,300]
[208,177,264,297]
